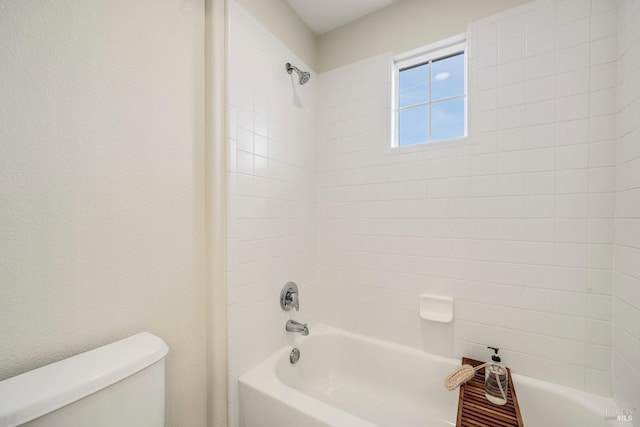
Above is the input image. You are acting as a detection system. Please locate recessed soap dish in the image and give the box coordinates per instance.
[419,294,453,323]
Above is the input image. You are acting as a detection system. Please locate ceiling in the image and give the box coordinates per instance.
[286,0,401,35]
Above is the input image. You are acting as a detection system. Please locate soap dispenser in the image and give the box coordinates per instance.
[484,346,508,405]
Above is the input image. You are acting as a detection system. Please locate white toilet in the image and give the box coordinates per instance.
[0,332,168,427]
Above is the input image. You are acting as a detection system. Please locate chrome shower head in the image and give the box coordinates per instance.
[286,62,310,85]
[299,71,311,85]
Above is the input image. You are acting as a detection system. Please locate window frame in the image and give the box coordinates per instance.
[392,34,468,149]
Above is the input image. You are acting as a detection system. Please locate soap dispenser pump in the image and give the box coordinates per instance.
[484,346,508,405]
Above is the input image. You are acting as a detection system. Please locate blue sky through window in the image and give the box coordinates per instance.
[397,51,465,146]
[431,53,464,101]
[399,63,429,108]
[399,106,429,146]
[431,98,465,140]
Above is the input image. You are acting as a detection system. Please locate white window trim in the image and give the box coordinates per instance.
[391,33,468,149]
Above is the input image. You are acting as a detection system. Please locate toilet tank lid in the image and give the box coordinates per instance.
[0,332,168,427]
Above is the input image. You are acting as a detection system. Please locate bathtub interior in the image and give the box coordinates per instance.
[241,326,623,427]
[513,374,624,427]
[274,330,460,426]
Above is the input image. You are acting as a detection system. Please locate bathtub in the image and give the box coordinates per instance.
[239,325,623,427]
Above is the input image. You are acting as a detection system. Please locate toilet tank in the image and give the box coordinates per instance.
[0,332,169,427]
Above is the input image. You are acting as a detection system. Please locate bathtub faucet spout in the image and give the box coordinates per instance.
[286,320,309,336]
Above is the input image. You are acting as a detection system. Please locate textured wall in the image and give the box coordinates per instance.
[316,0,619,397]
[0,1,207,426]
[226,3,317,426]
[613,0,640,414]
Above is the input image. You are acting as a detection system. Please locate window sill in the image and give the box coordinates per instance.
[387,135,472,155]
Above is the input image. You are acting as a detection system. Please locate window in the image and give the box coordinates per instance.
[392,35,467,147]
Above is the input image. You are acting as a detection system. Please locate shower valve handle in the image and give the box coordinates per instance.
[280,282,300,311]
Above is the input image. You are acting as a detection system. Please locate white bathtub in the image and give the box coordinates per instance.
[239,325,623,427]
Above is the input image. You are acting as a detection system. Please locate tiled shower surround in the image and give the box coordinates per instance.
[226,3,317,424]
[227,0,639,424]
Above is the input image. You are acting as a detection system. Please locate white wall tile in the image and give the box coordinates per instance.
[590,140,617,167]
[499,37,526,63]
[498,13,526,41]
[590,88,617,116]
[479,23,499,47]
[556,69,590,97]
[556,144,590,169]
[591,36,618,66]
[556,44,590,73]
[527,3,557,34]
[479,88,498,111]
[497,105,526,129]
[590,114,617,142]
[498,83,526,107]
[591,8,618,41]
[556,119,588,145]
[557,19,590,49]
[586,368,613,395]
[526,100,556,125]
[556,94,590,121]
[526,75,557,103]
[527,51,557,79]
[557,0,590,24]
[555,219,589,243]
[590,62,618,91]
[498,59,526,86]
[527,28,557,57]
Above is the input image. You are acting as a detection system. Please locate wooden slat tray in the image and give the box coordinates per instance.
[456,357,524,427]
